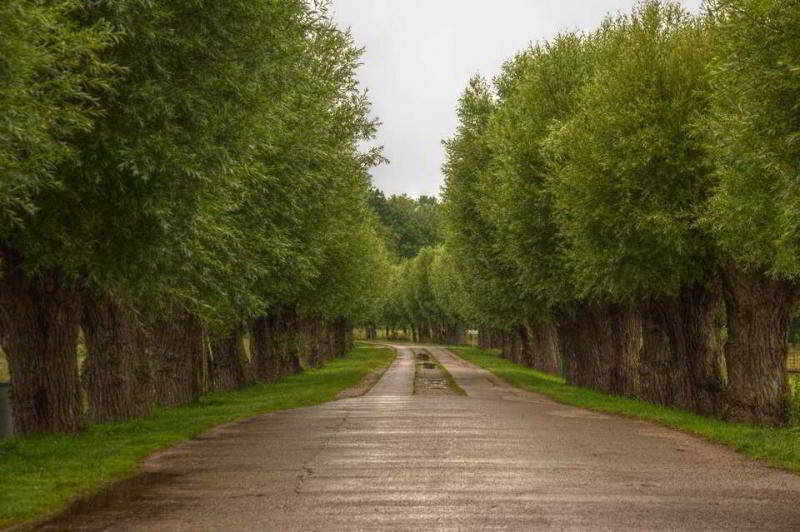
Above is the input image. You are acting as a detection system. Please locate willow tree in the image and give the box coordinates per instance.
[0,1,113,433]
[702,0,800,425]
[545,1,724,413]
[246,6,385,378]
[477,34,591,376]
[1,0,313,430]
[441,77,524,346]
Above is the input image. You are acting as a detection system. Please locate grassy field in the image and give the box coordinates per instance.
[0,343,395,528]
[450,346,800,474]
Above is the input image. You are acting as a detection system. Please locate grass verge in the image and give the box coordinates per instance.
[450,346,800,474]
[0,343,395,528]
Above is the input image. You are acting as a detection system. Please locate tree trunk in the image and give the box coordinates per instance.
[530,321,562,376]
[639,283,725,416]
[82,291,151,423]
[307,316,323,369]
[147,313,204,407]
[608,304,641,398]
[280,309,302,375]
[211,327,247,391]
[555,303,637,396]
[0,254,83,434]
[250,314,280,382]
[720,265,798,426]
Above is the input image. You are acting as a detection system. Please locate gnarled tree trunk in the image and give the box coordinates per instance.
[556,303,638,396]
[251,314,280,382]
[0,253,83,434]
[720,266,798,426]
[639,283,725,416]
[211,327,247,391]
[147,313,204,407]
[82,291,151,423]
[529,321,562,376]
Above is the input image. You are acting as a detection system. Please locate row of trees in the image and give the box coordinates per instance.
[429,0,798,426]
[0,1,391,435]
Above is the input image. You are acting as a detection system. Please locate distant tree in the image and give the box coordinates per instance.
[368,189,442,259]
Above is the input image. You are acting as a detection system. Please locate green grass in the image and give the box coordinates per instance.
[0,343,395,528]
[450,346,800,474]
[0,349,8,381]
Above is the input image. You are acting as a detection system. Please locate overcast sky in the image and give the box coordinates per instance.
[332,0,704,198]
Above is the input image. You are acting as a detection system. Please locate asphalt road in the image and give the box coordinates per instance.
[39,344,800,531]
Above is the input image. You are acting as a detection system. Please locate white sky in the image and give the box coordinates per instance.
[332,0,704,198]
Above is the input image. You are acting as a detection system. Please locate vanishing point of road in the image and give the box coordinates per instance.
[40,345,800,531]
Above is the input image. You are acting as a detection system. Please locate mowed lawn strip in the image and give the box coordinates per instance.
[450,346,800,474]
[0,344,395,528]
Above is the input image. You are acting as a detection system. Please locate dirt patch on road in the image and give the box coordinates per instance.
[413,350,465,395]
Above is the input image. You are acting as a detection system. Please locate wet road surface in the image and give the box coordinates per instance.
[38,344,800,531]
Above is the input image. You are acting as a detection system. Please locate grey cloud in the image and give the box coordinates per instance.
[333,0,704,197]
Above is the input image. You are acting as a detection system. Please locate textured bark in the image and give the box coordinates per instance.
[529,322,562,376]
[250,314,280,382]
[211,327,247,391]
[609,304,641,398]
[720,266,798,426]
[82,292,151,423]
[0,253,83,434]
[639,283,725,416]
[332,317,349,357]
[556,303,639,396]
[306,316,324,369]
[281,309,302,375]
[147,314,204,407]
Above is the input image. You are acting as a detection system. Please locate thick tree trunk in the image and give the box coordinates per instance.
[147,313,204,407]
[281,309,302,374]
[556,303,638,396]
[720,266,798,426]
[306,316,323,369]
[331,317,349,357]
[0,254,83,434]
[250,314,280,382]
[639,283,725,416]
[82,291,151,423]
[529,321,562,376]
[608,304,641,398]
[211,327,247,391]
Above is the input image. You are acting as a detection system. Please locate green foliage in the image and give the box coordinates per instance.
[441,76,523,328]
[480,34,592,313]
[702,0,800,278]
[545,0,714,301]
[369,189,443,259]
[0,344,395,527]
[1,0,389,332]
[0,0,113,233]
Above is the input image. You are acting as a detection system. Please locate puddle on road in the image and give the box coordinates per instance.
[34,471,182,531]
